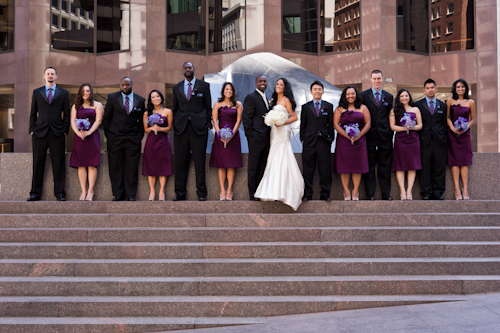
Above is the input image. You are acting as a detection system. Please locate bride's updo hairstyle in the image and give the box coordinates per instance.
[338,86,361,110]
[270,78,297,110]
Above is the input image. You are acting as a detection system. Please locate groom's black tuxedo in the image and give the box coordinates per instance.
[103,91,146,199]
[300,100,334,198]
[243,90,270,199]
[29,85,70,198]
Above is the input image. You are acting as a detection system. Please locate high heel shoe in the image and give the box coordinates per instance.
[400,192,407,200]
[79,193,86,201]
[344,191,351,201]
[462,188,469,200]
[85,192,94,201]
[226,192,233,201]
[220,193,226,201]
[159,193,165,201]
[352,191,359,201]
[455,190,462,200]
[406,194,413,201]
[149,193,155,201]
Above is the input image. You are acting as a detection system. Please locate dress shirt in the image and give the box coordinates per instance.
[371,87,383,97]
[255,88,269,109]
[45,84,56,98]
[425,96,438,109]
[184,78,196,99]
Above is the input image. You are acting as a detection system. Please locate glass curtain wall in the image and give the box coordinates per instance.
[431,0,474,53]
[208,0,245,53]
[0,0,14,52]
[282,0,318,53]
[167,0,205,52]
[397,0,429,53]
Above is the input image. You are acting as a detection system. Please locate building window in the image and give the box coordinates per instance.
[51,1,95,53]
[52,0,58,7]
[61,17,67,29]
[282,0,317,53]
[432,0,474,53]
[71,21,77,30]
[445,42,452,51]
[52,14,58,26]
[446,21,453,34]
[397,0,429,53]
[322,0,361,53]
[61,0,67,11]
[71,3,75,13]
[283,17,301,34]
[447,2,454,15]
[0,0,14,52]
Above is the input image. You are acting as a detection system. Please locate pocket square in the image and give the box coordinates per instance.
[437,111,443,113]
[197,93,203,97]
[383,102,389,106]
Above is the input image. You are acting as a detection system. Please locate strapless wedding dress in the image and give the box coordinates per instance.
[255,105,304,210]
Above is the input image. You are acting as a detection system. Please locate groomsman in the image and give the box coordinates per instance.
[28,67,70,201]
[103,77,146,201]
[415,78,448,200]
[243,76,271,201]
[171,62,212,201]
[360,70,394,200]
[300,81,334,201]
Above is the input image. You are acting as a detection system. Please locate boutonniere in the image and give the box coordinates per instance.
[321,106,328,111]
[192,88,198,96]
[131,104,141,113]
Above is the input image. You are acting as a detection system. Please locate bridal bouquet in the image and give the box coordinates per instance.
[75,118,91,140]
[454,117,469,136]
[264,110,287,127]
[344,123,360,145]
[400,112,417,134]
[146,113,164,135]
[218,126,233,148]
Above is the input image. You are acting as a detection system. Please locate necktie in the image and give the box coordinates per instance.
[125,96,130,115]
[48,88,53,104]
[429,101,435,115]
[187,83,192,101]
[375,92,380,107]
[315,102,320,117]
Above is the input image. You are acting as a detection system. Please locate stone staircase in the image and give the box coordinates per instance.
[0,200,499,332]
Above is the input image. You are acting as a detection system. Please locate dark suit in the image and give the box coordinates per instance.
[300,100,334,198]
[415,98,448,198]
[103,91,146,198]
[29,85,70,198]
[359,89,394,197]
[171,78,212,198]
[243,90,270,199]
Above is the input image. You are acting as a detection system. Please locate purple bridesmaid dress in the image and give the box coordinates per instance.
[392,114,422,171]
[335,111,369,174]
[142,114,173,176]
[209,106,243,169]
[70,107,101,167]
[447,105,472,166]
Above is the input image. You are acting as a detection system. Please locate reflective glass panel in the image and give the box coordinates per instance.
[208,0,246,53]
[397,0,429,53]
[167,0,206,53]
[431,0,474,53]
[0,0,14,52]
[282,0,318,53]
[322,0,361,53]
[96,0,130,53]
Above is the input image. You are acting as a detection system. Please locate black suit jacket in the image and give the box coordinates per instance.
[359,89,394,143]
[415,98,448,149]
[172,79,212,135]
[300,100,334,146]
[103,91,146,145]
[29,86,70,138]
[242,90,270,144]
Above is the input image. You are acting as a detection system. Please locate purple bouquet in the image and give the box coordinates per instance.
[218,125,233,148]
[454,117,469,135]
[75,118,91,140]
[400,112,417,134]
[146,113,164,135]
[344,123,360,145]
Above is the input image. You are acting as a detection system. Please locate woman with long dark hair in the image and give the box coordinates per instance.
[333,86,371,200]
[389,89,422,200]
[70,83,103,201]
[209,82,243,200]
[142,90,173,201]
[254,78,304,210]
[447,79,475,200]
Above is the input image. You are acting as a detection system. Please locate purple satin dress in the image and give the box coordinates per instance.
[70,107,101,167]
[142,114,173,176]
[335,111,369,174]
[209,106,243,169]
[393,113,422,171]
[447,104,472,166]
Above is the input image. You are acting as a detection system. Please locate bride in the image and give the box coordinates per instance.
[254,78,304,210]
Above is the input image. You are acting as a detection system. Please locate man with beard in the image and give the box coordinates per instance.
[103,77,146,201]
[171,62,212,201]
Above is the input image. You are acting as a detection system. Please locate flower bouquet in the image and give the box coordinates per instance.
[146,113,164,134]
[75,118,91,140]
[400,112,417,134]
[264,110,287,127]
[218,125,233,148]
[344,123,360,145]
[454,116,469,136]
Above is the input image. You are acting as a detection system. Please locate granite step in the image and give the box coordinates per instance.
[0,295,469,317]
[1,227,500,243]
[2,258,500,277]
[0,276,499,297]
[2,241,500,259]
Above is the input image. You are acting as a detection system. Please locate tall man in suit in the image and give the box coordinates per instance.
[243,75,271,201]
[171,62,212,201]
[415,78,448,200]
[103,77,146,201]
[28,67,70,201]
[300,80,334,201]
[360,70,394,200]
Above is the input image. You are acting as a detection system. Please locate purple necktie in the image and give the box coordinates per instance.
[315,101,321,117]
[375,92,381,107]
[48,88,53,104]
[187,83,192,101]
[429,101,435,115]
[125,96,130,115]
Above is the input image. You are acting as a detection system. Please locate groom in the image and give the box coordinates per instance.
[243,75,270,201]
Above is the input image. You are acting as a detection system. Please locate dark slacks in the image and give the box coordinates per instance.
[107,138,141,198]
[174,121,208,198]
[419,140,447,198]
[364,135,393,197]
[247,137,270,199]
[30,129,66,198]
[302,138,332,198]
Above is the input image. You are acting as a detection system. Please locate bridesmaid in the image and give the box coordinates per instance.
[334,86,371,200]
[142,90,173,201]
[389,89,423,200]
[209,82,243,200]
[70,83,103,201]
[447,79,475,200]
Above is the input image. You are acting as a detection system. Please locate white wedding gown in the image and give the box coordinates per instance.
[255,105,304,211]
